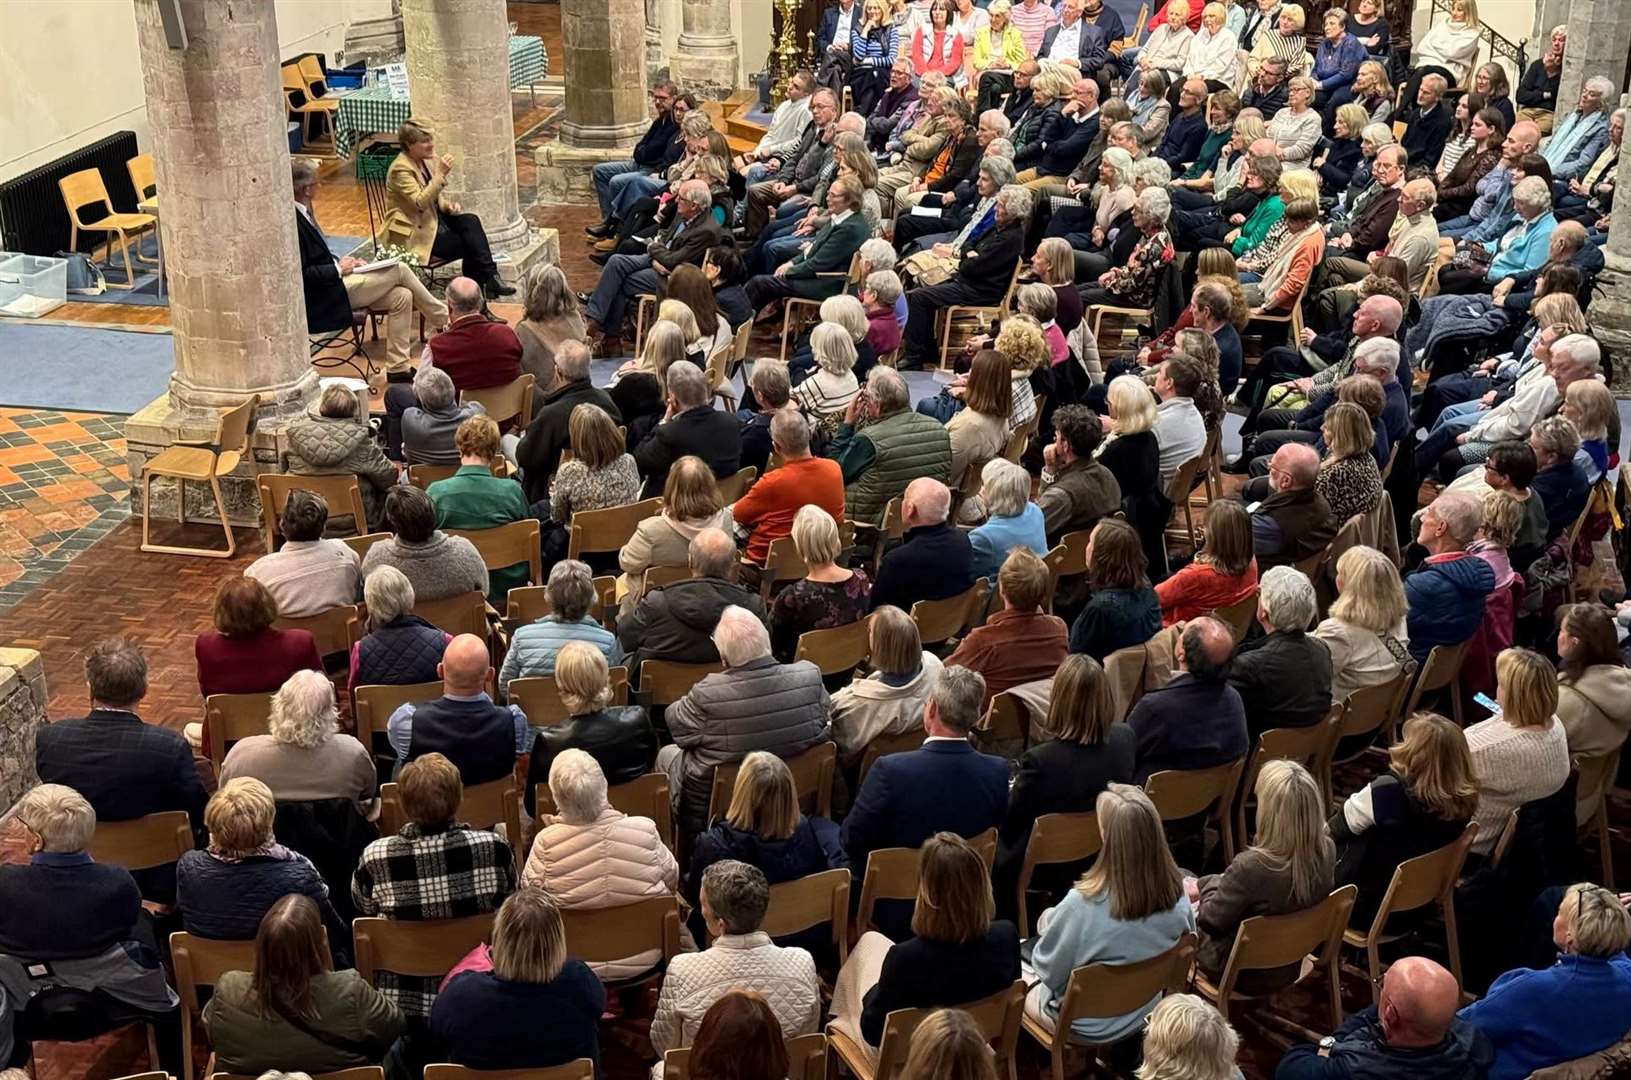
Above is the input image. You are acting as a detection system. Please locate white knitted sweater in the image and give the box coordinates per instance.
[1464,715,1570,855]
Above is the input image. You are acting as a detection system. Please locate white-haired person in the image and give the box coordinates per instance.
[1405,490,1497,666]
[862,270,906,358]
[1436,174,1557,295]
[219,669,377,812]
[430,887,605,1072]
[829,605,943,767]
[347,565,449,693]
[1543,75,1615,185]
[966,458,1047,577]
[652,859,822,1075]
[793,322,863,440]
[869,475,978,613]
[1139,994,1243,1080]
[499,559,623,691]
[768,505,872,664]
[523,750,681,980]
[1077,187,1174,310]
[1226,565,1332,743]
[899,183,1029,370]
[1312,545,1410,703]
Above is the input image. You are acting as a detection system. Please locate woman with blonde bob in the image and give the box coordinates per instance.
[1313,545,1410,701]
[832,833,1021,1051]
[1317,398,1384,522]
[1025,784,1194,1043]
[793,322,861,438]
[616,455,733,617]
[1462,648,1572,856]
[430,886,605,1072]
[1195,760,1334,991]
[1136,993,1242,1080]
[768,505,872,662]
[1561,378,1614,480]
[966,457,1047,574]
[1332,712,1478,925]
[523,640,657,818]
[1097,375,1162,505]
[220,669,376,811]
[831,605,944,766]
[902,1008,997,1080]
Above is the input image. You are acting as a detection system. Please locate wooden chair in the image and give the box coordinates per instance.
[704,336,740,411]
[1000,396,1044,466]
[1235,708,1343,846]
[1164,453,1207,550]
[171,932,258,1080]
[257,472,368,551]
[638,659,723,708]
[1400,641,1468,732]
[1115,2,1151,51]
[343,531,390,563]
[1210,590,1260,644]
[508,668,630,728]
[535,772,674,853]
[828,979,1024,1080]
[1341,823,1476,1003]
[407,463,460,488]
[379,777,520,853]
[1020,934,1196,1080]
[354,912,496,996]
[1042,529,1093,613]
[717,465,758,503]
[1243,278,1308,353]
[505,580,613,627]
[560,895,682,987]
[910,578,988,648]
[708,742,837,821]
[352,681,443,751]
[758,523,859,603]
[869,496,905,575]
[794,616,873,677]
[1015,812,1102,938]
[462,373,537,429]
[937,261,1024,368]
[1144,757,1244,866]
[413,590,488,637]
[742,868,853,966]
[978,690,1033,748]
[665,1034,827,1080]
[1087,300,1153,351]
[780,253,864,362]
[632,294,658,357]
[1192,884,1357,1034]
[1576,748,1620,890]
[127,153,157,206]
[856,828,998,937]
[59,167,155,288]
[1330,669,1414,772]
[450,520,543,589]
[140,396,258,557]
[283,62,338,146]
[204,692,276,772]
[276,603,362,658]
[424,1064,592,1080]
[567,498,663,560]
[858,729,925,783]
[85,811,193,873]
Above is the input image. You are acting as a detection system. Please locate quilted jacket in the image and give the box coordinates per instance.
[522,807,679,981]
[829,652,942,765]
[648,932,821,1068]
[283,407,398,532]
[498,614,623,692]
[177,847,350,963]
[665,657,834,836]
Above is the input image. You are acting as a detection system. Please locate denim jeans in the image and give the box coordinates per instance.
[591,158,639,217]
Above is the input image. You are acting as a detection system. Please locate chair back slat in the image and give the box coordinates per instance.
[559,895,681,965]
[170,932,258,1014]
[758,869,850,961]
[638,659,723,707]
[354,912,496,983]
[718,466,758,504]
[413,591,487,637]
[978,691,1029,744]
[910,578,987,646]
[1222,884,1357,974]
[1237,708,1343,843]
[352,681,444,749]
[858,728,925,783]
[857,828,997,934]
[871,980,1023,1080]
[665,1035,826,1080]
[1210,591,1260,644]
[258,473,368,549]
[86,811,193,872]
[343,531,390,563]
[1372,821,1477,918]
[1145,757,1244,864]
[1336,670,1413,745]
[1016,812,1102,937]
[275,603,362,658]
[794,616,873,677]
[535,771,674,853]
[460,374,537,428]
[449,520,543,587]
[508,669,630,728]
[568,498,663,559]
[205,692,276,772]
[1059,932,1196,1021]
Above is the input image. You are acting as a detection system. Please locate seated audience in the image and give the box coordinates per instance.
[945,548,1067,707]
[385,633,529,784]
[1140,994,1242,1080]
[430,887,605,1072]
[285,383,398,532]
[1315,401,1384,523]
[1098,374,1163,521]
[968,458,1047,578]
[1528,415,1592,540]
[351,752,517,1017]
[1459,883,1631,1080]
[1516,26,1564,132]
[400,366,481,466]
[1463,647,1571,858]
[189,574,322,749]
[515,341,624,503]
[427,415,530,603]
[869,477,977,614]
[1156,498,1258,625]
[541,403,640,564]
[514,263,584,393]
[1069,518,1163,660]
[830,605,942,766]
[584,180,724,350]
[1195,760,1335,991]
[902,1007,997,1080]
[1022,784,1194,1043]
[524,641,656,818]
[245,491,362,618]
[204,894,404,1076]
[1152,354,1209,489]
[1127,617,1248,784]
[522,750,679,981]
[662,606,832,836]
[831,832,1021,1049]
[1406,491,1497,665]
[1038,405,1122,544]
[348,566,449,692]
[361,486,488,604]
[1250,444,1337,569]
[832,367,953,528]
[500,560,622,691]
[735,412,845,572]
[634,361,743,498]
[1543,78,1615,185]
[942,350,1013,489]
[736,362,792,477]
[1399,74,1453,169]
[1229,566,1332,740]
[792,323,862,441]
[1555,604,1631,824]
[1077,188,1175,310]
[177,778,347,948]
[1332,713,1478,928]
[769,505,872,663]
[619,455,734,619]
[688,990,791,1080]
[900,185,1029,369]
[220,670,376,810]
[1313,546,1411,703]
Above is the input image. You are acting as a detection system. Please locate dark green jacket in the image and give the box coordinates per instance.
[785,212,872,300]
[428,465,531,605]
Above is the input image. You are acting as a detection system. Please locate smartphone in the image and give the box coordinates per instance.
[1473,692,1497,713]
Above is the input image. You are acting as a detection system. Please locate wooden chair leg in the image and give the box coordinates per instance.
[1366,939,1383,1006]
[175,477,187,524]
[209,473,236,558]
[1442,897,1464,992]
[117,228,136,287]
[1327,951,1344,1031]
[141,472,156,551]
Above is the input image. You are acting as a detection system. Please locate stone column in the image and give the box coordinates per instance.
[1557,0,1631,119]
[536,0,650,204]
[401,0,531,263]
[645,0,667,84]
[0,649,45,812]
[670,0,740,100]
[1589,146,1631,393]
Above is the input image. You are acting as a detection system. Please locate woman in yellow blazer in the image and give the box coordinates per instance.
[970,1,1031,112]
[384,119,515,298]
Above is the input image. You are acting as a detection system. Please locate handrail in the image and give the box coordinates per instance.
[1425,0,1528,76]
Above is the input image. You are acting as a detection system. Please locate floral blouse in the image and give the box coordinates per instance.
[1102,229,1174,308]
[548,454,642,523]
[769,569,873,663]
[1317,453,1383,524]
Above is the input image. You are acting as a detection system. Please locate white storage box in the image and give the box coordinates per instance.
[0,253,67,318]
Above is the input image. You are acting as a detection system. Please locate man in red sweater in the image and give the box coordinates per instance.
[944,547,1068,709]
[731,409,844,567]
[384,276,522,450]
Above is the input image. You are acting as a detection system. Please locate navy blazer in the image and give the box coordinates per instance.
[841,739,1009,872]
[295,209,351,334]
[1038,20,1109,72]
[1039,112,1101,178]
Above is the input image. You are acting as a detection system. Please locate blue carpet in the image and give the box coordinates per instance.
[0,324,175,413]
[72,234,366,308]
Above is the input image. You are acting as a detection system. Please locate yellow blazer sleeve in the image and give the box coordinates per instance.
[389,160,442,213]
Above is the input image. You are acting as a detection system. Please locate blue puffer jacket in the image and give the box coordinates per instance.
[1404,553,1496,665]
[497,614,623,694]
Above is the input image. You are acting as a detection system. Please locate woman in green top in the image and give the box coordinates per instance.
[426,414,531,606]
[1228,153,1285,258]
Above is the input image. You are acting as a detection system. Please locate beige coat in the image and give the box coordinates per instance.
[1311,616,1410,705]
[830,651,943,763]
[617,508,735,618]
[383,153,446,260]
[1557,664,1631,824]
[523,806,680,981]
[947,408,1008,490]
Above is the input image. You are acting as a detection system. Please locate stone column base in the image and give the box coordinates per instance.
[494,225,560,282]
[0,648,45,811]
[535,142,641,206]
[1591,262,1631,396]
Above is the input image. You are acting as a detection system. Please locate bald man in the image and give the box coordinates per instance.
[1250,443,1337,569]
[868,477,977,615]
[386,632,531,784]
[1277,956,1493,1078]
[1125,617,1248,785]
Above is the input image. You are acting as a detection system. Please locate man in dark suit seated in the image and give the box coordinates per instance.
[869,477,977,614]
[632,360,742,497]
[1125,617,1248,784]
[1037,0,1112,88]
[841,665,1008,938]
[34,637,207,903]
[383,276,521,451]
[513,340,622,506]
[584,179,724,354]
[899,184,1029,370]
[293,158,448,384]
[1020,77,1102,186]
[1397,73,1453,174]
[742,176,872,312]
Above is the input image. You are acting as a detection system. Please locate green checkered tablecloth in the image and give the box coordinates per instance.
[334,35,550,157]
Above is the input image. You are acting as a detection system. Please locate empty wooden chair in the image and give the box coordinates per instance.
[1400,642,1468,732]
[1341,823,1476,1002]
[60,166,156,289]
[911,578,988,648]
[1144,757,1245,866]
[258,472,369,551]
[140,396,258,558]
[708,742,837,822]
[171,932,259,1080]
[793,617,873,678]
[827,979,1025,1080]
[204,691,277,772]
[461,373,537,429]
[85,811,193,874]
[1014,812,1102,938]
[559,894,682,988]
[637,659,723,708]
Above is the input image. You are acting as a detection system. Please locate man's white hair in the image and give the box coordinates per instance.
[1431,490,1483,546]
[269,669,338,750]
[860,238,897,272]
[906,477,951,525]
[1258,565,1317,632]
[666,359,709,408]
[1353,337,1399,382]
[1552,333,1602,374]
[713,605,771,667]
[836,111,867,135]
[548,748,609,825]
[866,365,909,412]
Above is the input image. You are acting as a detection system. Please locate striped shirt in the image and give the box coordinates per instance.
[1008,0,1058,56]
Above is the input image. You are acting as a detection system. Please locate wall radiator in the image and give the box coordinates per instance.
[0,131,141,257]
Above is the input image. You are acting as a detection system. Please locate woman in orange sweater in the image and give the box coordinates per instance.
[1245,197,1325,316]
[1154,498,1259,624]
